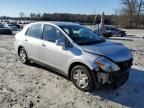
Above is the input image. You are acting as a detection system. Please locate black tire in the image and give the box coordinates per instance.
[71,65,94,92]
[19,48,29,64]
[121,32,125,37]
[118,32,125,37]
[117,33,122,37]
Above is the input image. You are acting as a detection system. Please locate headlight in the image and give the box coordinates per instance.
[95,57,120,72]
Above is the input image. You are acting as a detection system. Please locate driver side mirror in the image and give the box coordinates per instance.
[56,39,65,46]
[56,39,66,49]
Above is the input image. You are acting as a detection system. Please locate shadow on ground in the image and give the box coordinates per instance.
[126,35,136,37]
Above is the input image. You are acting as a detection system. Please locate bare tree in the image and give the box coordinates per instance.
[92,10,97,30]
[30,13,36,20]
[19,12,25,18]
[113,9,120,27]
[120,0,144,28]
[135,0,144,28]
[121,0,137,28]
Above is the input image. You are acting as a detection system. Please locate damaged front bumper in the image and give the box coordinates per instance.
[92,58,133,88]
[91,68,131,89]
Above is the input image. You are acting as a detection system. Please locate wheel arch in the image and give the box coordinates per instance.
[68,62,92,79]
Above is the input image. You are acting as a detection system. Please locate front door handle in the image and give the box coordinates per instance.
[42,43,46,47]
[25,39,28,41]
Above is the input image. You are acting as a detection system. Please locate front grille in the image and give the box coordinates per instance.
[117,58,133,70]
[108,58,132,84]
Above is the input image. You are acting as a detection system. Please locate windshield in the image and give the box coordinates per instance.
[59,25,104,45]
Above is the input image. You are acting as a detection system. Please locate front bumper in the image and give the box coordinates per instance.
[91,67,131,89]
[91,58,133,89]
[109,68,130,86]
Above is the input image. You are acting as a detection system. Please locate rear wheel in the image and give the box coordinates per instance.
[117,33,122,37]
[19,48,29,64]
[71,65,94,92]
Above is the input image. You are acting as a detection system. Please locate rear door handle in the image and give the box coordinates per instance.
[42,43,46,47]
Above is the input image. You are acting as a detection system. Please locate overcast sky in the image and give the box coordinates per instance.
[0,0,121,17]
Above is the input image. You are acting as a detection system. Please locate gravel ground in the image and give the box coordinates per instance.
[123,29,144,38]
[0,34,144,108]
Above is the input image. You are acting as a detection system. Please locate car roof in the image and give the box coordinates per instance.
[31,21,80,26]
[53,22,80,26]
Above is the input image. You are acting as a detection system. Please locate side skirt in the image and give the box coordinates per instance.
[29,57,69,79]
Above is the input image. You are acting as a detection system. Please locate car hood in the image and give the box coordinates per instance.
[81,41,132,62]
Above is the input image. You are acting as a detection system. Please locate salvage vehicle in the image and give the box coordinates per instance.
[93,29,112,38]
[14,22,133,91]
[104,26,126,37]
[3,23,18,31]
[0,23,12,35]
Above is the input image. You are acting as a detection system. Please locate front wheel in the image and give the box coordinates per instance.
[71,65,94,92]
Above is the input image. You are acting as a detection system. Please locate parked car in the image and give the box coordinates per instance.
[11,23,21,29]
[0,23,12,35]
[14,22,133,91]
[104,26,126,37]
[93,30,112,38]
[3,23,18,31]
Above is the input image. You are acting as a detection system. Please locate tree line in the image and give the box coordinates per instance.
[113,0,144,29]
[0,13,112,25]
[1,0,144,29]
[28,0,144,29]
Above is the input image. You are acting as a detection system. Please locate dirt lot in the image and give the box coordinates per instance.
[0,34,144,108]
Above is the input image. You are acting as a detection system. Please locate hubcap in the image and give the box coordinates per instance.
[73,69,89,88]
[20,49,26,63]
